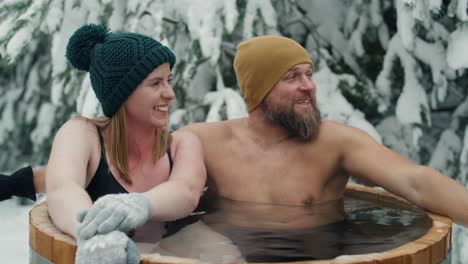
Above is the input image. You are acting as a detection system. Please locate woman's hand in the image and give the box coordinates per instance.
[75,230,139,264]
[76,193,153,240]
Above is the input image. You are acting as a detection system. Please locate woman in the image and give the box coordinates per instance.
[45,24,206,264]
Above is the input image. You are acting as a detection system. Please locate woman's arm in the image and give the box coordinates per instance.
[143,130,207,221]
[72,130,206,239]
[46,119,96,237]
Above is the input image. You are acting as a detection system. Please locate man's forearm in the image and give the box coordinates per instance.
[416,166,468,226]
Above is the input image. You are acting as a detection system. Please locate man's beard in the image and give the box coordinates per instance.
[262,96,322,141]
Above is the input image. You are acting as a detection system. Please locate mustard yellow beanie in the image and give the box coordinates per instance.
[234,35,313,112]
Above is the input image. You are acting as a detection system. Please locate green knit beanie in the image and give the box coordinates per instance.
[66,24,176,117]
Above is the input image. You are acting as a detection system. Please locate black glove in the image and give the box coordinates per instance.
[0,166,36,201]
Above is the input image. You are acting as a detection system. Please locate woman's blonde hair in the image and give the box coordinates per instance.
[92,107,172,184]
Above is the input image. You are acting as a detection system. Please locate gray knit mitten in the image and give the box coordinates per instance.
[77,193,153,240]
[75,230,139,264]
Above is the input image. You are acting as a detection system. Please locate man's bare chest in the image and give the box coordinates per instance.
[206,145,344,205]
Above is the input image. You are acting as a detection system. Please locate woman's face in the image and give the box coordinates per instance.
[124,63,175,129]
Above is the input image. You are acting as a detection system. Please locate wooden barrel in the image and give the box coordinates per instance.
[29,183,452,264]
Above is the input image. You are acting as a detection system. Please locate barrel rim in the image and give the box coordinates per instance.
[29,183,452,264]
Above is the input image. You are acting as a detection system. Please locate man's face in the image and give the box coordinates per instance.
[261,63,321,140]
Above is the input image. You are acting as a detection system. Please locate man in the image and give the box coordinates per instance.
[182,35,468,226]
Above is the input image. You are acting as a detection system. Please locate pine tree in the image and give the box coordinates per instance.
[1,0,467,262]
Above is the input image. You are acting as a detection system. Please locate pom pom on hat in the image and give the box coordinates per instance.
[66,24,109,71]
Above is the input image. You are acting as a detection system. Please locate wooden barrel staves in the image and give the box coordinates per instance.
[29,202,76,264]
[29,183,452,264]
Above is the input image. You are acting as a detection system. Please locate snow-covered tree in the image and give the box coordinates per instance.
[1,0,467,263]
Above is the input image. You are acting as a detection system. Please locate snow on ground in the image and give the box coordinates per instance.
[0,198,43,263]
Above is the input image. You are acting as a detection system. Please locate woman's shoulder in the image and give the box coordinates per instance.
[60,116,96,129]
[169,130,203,156]
[53,117,100,145]
[171,130,201,146]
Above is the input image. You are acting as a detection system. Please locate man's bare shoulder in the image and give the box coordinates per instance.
[319,119,350,130]
[317,120,349,139]
[318,119,377,146]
